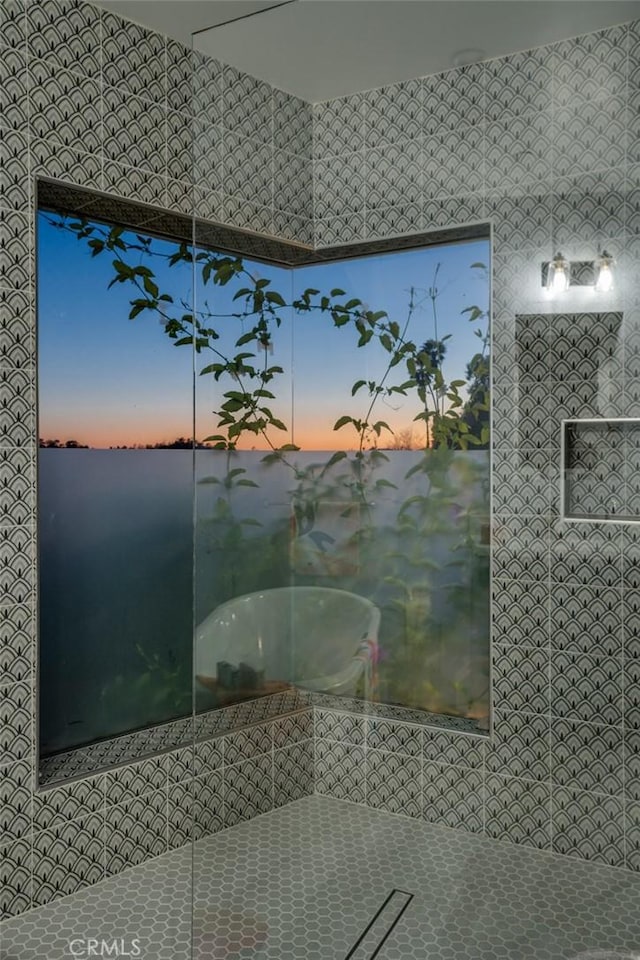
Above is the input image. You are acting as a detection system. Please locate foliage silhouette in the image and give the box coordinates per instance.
[47,213,490,721]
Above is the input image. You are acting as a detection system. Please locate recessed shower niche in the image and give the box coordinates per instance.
[562,418,640,522]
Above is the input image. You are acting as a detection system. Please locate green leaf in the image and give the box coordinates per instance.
[199,363,226,376]
[351,379,367,396]
[142,275,159,297]
[169,248,190,266]
[372,420,391,435]
[398,494,428,513]
[265,291,286,306]
[333,415,353,431]
[405,460,428,479]
[374,478,398,490]
[332,311,350,327]
[323,450,347,470]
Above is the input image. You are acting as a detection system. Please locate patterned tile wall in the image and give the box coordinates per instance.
[0,0,314,920]
[311,19,640,876]
[3,0,640,924]
[2,708,314,916]
[39,688,312,785]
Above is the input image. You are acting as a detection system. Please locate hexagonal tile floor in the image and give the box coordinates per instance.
[2,796,640,960]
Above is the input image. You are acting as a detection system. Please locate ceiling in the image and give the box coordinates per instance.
[96,0,640,102]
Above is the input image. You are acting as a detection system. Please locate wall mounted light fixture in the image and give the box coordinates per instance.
[595,250,614,292]
[541,250,615,293]
[545,252,569,293]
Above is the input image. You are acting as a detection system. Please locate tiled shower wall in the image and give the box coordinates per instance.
[0,0,314,920]
[2,0,640,923]
[312,22,640,871]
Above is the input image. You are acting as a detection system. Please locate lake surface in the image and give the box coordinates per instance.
[39,449,490,754]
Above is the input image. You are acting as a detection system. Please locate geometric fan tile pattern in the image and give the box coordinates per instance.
[311,13,640,890]
[2,0,640,924]
[2,707,315,919]
[1,0,316,923]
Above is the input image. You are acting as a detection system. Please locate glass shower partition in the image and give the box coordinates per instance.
[192,253,296,715]
[190,207,301,957]
[31,199,200,959]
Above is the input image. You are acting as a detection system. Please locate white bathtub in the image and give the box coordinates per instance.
[195,586,380,699]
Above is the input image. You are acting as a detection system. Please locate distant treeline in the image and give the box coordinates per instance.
[39,438,213,450]
[39,439,89,448]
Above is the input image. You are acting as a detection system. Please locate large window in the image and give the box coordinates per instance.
[38,205,490,761]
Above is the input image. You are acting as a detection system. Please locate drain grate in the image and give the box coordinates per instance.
[345,889,414,959]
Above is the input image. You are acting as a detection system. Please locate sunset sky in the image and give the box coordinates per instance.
[38,214,490,450]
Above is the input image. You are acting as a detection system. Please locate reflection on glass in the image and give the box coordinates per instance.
[195,586,380,701]
[38,210,490,764]
[195,241,491,724]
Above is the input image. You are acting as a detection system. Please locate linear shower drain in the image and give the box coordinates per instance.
[345,889,414,959]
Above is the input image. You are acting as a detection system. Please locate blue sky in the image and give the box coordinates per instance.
[38,213,489,450]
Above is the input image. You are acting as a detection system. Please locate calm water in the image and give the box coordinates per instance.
[39,449,490,755]
[39,450,194,754]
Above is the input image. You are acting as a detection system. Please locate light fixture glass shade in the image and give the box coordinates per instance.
[595,251,614,292]
[548,252,569,293]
